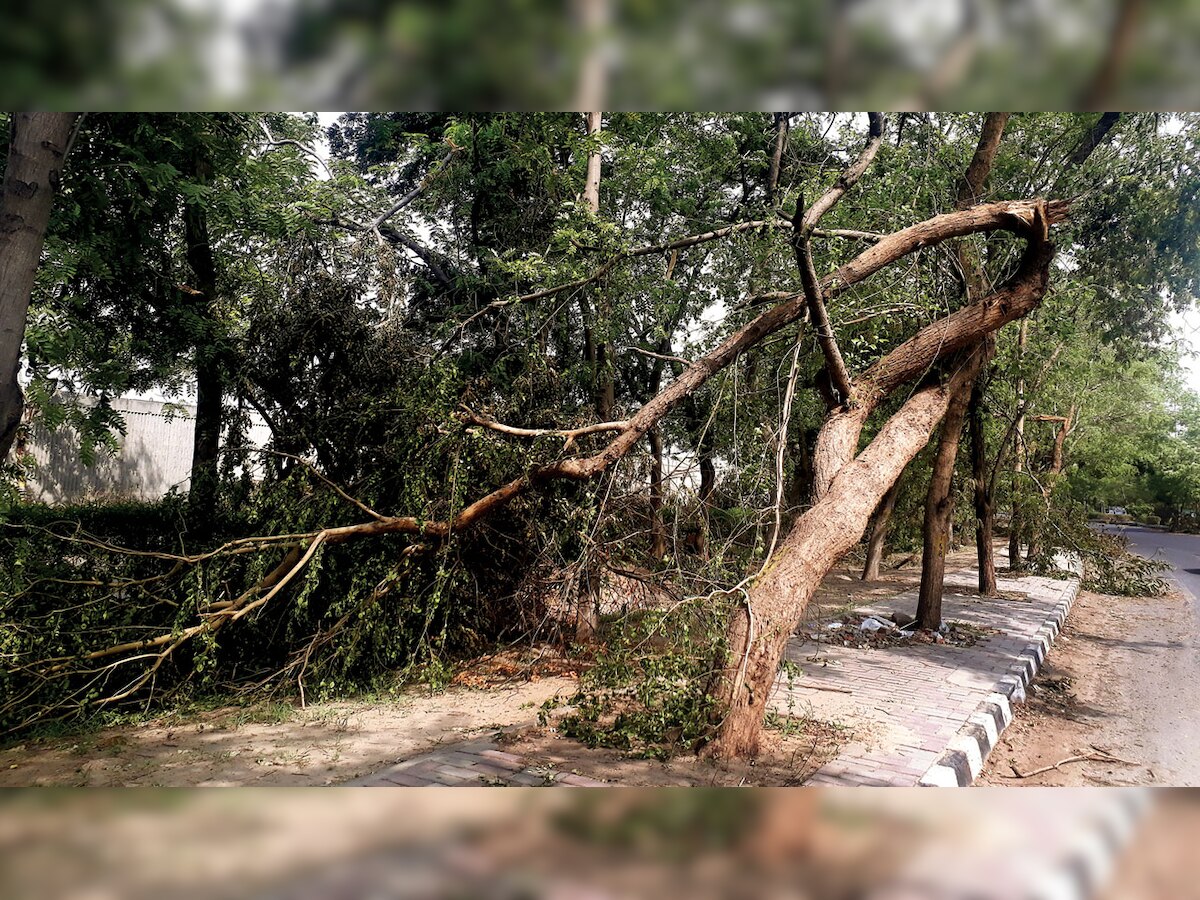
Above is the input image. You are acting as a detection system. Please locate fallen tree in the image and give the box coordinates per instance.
[6,113,1073,755]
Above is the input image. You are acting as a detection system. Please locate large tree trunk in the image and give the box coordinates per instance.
[707,196,1055,759]
[914,112,1008,614]
[862,478,900,581]
[914,354,984,630]
[708,361,981,758]
[183,163,223,517]
[969,375,998,595]
[0,113,77,462]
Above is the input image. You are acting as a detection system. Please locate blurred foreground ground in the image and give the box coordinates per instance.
[1,788,1194,899]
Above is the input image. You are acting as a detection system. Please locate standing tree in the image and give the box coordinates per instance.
[0,113,77,461]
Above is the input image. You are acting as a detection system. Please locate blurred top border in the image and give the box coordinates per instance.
[4,0,1196,111]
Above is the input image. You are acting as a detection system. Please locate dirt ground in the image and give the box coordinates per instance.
[977,586,1193,786]
[0,547,963,788]
[1100,792,1200,900]
[0,660,579,787]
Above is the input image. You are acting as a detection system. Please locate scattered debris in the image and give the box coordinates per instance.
[1003,746,1138,779]
[859,616,891,632]
[803,615,1000,650]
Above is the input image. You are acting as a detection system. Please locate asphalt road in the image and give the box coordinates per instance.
[1095,525,1200,784]
[1108,525,1200,605]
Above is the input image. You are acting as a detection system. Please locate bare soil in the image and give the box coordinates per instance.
[1099,793,1200,900]
[496,717,847,787]
[977,587,1193,786]
[0,547,966,788]
[0,651,579,787]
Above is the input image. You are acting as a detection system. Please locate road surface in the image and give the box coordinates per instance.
[1097,525,1200,785]
[1110,525,1200,605]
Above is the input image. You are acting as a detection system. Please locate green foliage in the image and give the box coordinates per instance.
[556,594,735,760]
[7,110,1200,740]
[1021,501,1170,597]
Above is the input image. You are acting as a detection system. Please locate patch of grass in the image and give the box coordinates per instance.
[220,701,297,729]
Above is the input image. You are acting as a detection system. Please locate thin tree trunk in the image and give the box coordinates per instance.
[915,354,983,630]
[969,375,998,595]
[767,113,789,205]
[862,478,901,581]
[648,426,667,560]
[0,113,77,462]
[1009,319,1028,570]
[580,111,614,420]
[183,159,223,517]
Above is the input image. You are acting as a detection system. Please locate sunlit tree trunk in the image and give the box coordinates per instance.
[0,113,77,462]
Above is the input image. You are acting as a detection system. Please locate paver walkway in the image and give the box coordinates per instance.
[796,564,1078,786]
[350,559,1079,787]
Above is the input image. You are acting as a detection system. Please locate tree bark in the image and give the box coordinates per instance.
[707,198,1055,758]
[580,112,614,420]
[969,374,998,595]
[0,113,78,462]
[648,426,667,560]
[915,112,1008,618]
[767,113,789,205]
[183,160,223,518]
[915,353,984,630]
[1009,319,1029,570]
[709,354,984,758]
[862,478,900,581]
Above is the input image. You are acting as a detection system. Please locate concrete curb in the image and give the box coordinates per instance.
[865,789,1153,900]
[918,574,1081,787]
[1029,789,1154,900]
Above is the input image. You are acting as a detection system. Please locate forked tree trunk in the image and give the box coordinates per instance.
[0,113,77,462]
[914,112,1008,621]
[915,353,984,631]
[969,375,998,595]
[708,366,979,758]
[708,207,1055,759]
[862,478,901,580]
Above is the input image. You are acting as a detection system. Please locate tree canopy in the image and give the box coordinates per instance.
[1,111,1197,755]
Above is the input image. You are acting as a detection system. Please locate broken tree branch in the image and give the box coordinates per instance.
[21,196,1068,714]
[368,146,460,231]
[1004,749,1137,779]
[798,112,885,235]
[793,196,853,407]
[461,406,629,451]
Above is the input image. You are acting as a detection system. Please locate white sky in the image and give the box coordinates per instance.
[1172,307,1200,395]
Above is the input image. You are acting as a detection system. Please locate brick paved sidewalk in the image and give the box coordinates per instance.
[796,563,1079,787]
[350,559,1079,787]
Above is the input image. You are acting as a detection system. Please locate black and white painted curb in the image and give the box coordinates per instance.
[1029,789,1154,900]
[864,789,1153,900]
[918,572,1081,788]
